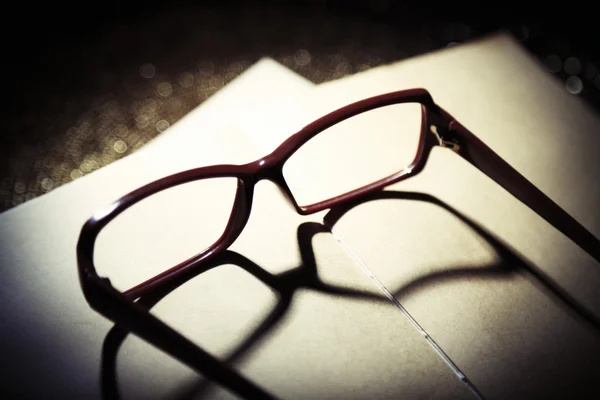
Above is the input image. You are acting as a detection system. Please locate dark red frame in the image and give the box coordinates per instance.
[77,89,600,399]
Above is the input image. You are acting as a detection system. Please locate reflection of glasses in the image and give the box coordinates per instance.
[77,89,600,397]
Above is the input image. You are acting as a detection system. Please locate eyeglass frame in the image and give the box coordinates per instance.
[77,88,600,399]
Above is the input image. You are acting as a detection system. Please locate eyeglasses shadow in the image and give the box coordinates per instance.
[324,190,600,333]
[101,190,600,400]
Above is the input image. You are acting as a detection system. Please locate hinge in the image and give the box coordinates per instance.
[430,125,461,153]
[440,138,461,152]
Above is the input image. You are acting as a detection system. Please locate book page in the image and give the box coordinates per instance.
[0,59,472,399]
[286,33,600,399]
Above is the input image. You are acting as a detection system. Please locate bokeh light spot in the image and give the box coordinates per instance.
[140,63,156,79]
[156,120,170,132]
[113,140,128,154]
[564,57,582,75]
[545,55,562,73]
[566,76,583,94]
[179,72,195,88]
[157,82,173,97]
[294,49,311,66]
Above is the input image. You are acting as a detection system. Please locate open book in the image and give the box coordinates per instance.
[1,33,599,399]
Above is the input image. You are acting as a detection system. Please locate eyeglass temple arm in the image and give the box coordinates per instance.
[447,120,600,264]
[86,280,276,400]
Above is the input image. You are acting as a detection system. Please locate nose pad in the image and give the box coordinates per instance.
[275,184,297,209]
[268,174,301,213]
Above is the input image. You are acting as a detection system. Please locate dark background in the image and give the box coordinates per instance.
[2,0,598,212]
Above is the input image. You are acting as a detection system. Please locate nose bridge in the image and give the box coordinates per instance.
[254,165,300,213]
[255,162,281,182]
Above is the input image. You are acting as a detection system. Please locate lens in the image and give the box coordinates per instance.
[283,103,423,208]
[94,177,238,292]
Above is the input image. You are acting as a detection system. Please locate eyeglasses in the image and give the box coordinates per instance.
[77,89,600,399]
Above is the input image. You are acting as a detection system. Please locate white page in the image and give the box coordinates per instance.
[0,59,472,399]
[281,33,600,399]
